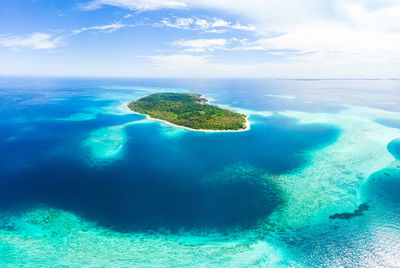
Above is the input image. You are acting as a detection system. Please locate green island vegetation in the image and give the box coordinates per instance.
[128,93,247,131]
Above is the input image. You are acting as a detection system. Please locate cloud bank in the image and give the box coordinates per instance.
[80,0,186,11]
[0,33,63,50]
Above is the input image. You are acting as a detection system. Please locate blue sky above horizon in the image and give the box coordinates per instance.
[0,0,399,78]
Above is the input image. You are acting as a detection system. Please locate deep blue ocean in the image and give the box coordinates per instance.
[0,77,399,266]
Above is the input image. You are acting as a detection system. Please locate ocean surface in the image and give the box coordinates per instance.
[0,77,399,266]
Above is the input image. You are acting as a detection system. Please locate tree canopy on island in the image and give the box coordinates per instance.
[128,93,247,130]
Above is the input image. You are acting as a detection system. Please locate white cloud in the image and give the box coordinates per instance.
[160,17,255,33]
[231,23,255,31]
[172,38,227,52]
[71,22,129,34]
[205,29,227,34]
[194,18,230,29]
[194,19,209,29]
[81,0,186,11]
[211,18,230,27]
[160,18,193,29]
[0,22,131,51]
[245,27,400,54]
[235,24,400,65]
[0,33,63,50]
[337,2,400,32]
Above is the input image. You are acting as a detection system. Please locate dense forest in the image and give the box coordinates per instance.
[128,93,247,130]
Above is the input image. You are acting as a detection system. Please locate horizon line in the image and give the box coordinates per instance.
[0,74,399,81]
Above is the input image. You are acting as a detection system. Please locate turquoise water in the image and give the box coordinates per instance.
[0,77,399,266]
[388,139,400,160]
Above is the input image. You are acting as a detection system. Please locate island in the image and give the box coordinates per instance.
[128,93,248,131]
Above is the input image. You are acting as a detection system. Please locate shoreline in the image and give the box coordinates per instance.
[129,110,251,133]
[125,94,251,133]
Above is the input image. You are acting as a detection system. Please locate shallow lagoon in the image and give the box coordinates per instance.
[0,78,399,266]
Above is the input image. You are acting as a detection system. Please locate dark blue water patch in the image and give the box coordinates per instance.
[375,119,400,129]
[0,109,141,160]
[0,112,144,180]
[122,115,341,176]
[160,115,341,174]
[388,139,400,160]
[0,159,279,234]
[364,168,400,207]
[0,111,339,233]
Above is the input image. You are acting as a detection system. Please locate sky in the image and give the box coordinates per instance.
[0,0,399,78]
